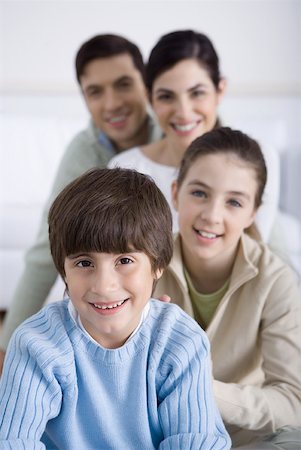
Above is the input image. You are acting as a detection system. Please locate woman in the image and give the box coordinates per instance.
[108,30,279,242]
[154,127,301,449]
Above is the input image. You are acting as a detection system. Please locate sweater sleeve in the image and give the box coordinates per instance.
[0,326,64,449]
[0,125,109,352]
[155,317,231,449]
[213,267,301,434]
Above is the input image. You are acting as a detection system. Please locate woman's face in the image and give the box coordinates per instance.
[151,59,225,151]
[172,153,257,269]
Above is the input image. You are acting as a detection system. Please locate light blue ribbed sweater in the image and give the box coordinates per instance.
[0,299,231,450]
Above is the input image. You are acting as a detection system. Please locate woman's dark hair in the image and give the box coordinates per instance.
[75,34,145,83]
[48,168,173,279]
[177,127,267,208]
[146,30,221,91]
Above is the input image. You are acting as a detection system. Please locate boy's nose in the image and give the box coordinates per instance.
[91,268,119,295]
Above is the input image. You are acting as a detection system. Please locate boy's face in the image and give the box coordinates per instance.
[64,251,162,348]
[80,54,149,151]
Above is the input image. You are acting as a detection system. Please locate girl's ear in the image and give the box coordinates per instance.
[244,209,257,230]
[171,180,179,211]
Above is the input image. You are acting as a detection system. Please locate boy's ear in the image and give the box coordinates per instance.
[171,180,179,211]
[155,268,164,280]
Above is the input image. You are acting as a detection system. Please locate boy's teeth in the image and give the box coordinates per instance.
[174,122,196,132]
[198,230,217,239]
[93,299,125,310]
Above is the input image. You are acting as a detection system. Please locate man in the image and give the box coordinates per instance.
[0,34,162,372]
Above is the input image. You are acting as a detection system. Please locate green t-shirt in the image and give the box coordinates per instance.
[184,267,229,329]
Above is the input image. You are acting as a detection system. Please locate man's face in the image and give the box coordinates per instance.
[80,54,149,151]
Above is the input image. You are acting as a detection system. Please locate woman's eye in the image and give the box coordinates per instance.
[192,90,205,98]
[76,260,93,268]
[118,257,133,265]
[156,93,173,101]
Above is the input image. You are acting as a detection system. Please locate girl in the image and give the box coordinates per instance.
[108,30,279,242]
[154,127,301,450]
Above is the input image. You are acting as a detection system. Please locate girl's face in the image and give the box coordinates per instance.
[151,59,225,152]
[172,153,257,268]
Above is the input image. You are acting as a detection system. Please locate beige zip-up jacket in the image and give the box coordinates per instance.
[154,233,301,447]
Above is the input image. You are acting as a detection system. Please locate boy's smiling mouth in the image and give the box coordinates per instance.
[89,298,129,314]
[92,299,128,310]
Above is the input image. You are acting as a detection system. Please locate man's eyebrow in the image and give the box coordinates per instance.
[113,75,134,85]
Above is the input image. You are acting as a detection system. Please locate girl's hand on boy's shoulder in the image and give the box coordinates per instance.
[157,295,171,303]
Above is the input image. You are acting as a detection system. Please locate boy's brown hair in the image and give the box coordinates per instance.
[48,168,173,279]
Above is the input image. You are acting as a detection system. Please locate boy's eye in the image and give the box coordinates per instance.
[76,260,93,268]
[118,257,133,265]
[228,199,242,208]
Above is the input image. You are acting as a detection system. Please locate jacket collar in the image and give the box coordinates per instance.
[170,232,259,300]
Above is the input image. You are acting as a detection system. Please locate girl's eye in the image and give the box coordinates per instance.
[228,199,242,208]
[76,260,93,268]
[191,190,206,198]
[118,257,133,265]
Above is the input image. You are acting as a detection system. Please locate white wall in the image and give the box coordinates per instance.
[1,0,300,95]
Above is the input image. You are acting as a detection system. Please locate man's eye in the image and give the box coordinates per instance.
[117,81,132,90]
[87,89,101,98]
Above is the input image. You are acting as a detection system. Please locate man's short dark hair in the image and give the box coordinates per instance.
[75,34,145,83]
[48,168,173,278]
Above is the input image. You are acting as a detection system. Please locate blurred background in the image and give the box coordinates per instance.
[0,0,300,309]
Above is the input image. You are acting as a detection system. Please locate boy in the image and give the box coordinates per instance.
[0,168,230,449]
